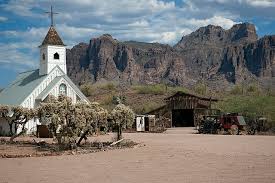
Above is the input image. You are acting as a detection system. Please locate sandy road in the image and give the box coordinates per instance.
[0,128,275,183]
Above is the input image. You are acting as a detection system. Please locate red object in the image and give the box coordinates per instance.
[219,114,246,130]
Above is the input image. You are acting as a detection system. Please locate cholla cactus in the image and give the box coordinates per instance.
[0,105,9,120]
[0,105,35,141]
[37,95,77,145]
[90,102,109,130]
[9,106,36,141]
[75,102,108,145]
[37,95,109,147]
[110,104,135,140]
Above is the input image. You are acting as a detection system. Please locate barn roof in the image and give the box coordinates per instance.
[165,91,218,102]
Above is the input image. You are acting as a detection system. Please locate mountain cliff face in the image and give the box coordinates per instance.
[67,34,189,86]
[66,23,275,90]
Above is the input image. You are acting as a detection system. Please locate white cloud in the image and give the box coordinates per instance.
[1,0,41,17]
[191,0,275,7]
[57,24,98,40]
[186,16,238,30]
[0,0,240,44]
[244,0,275,7]
[0,16,7,22]
[128,20,150,28]
[1,0,274,73]
[0,43,38,71]
[158,32,177,43]
[186,0,275,19]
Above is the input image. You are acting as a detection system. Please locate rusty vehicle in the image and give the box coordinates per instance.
[219,113,246,135]
[198,115,220,134]
[198,113,247,135]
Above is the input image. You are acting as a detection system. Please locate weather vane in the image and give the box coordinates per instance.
[45,6,58,27]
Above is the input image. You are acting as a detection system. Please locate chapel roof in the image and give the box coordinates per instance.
[0,66,89,106]
[40,26,65,46]
[0,69,46,105]
[36,75,89,102]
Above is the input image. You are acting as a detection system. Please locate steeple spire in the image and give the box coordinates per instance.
[41,6,64,47]
[39,5,66,76]
[45,5,58,27]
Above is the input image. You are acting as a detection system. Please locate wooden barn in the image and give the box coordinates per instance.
[148,91,220,128]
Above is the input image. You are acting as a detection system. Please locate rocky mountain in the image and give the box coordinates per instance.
[66,23,275,90]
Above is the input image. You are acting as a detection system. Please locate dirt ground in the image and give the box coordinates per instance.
[0,128,275,183]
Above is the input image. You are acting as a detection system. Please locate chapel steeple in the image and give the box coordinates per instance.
[39,6,67,76]
[41,26,65,46]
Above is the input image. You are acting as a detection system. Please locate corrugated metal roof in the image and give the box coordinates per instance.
[0,69,46,106]
[0,66,89,106]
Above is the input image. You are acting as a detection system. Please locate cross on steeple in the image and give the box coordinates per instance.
[45,6,58,27]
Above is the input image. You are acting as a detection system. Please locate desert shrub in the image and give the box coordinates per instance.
[131,84,188,96]
[99,83,116,91]
[215,94,275,129]
[266,87,275,96]
[194,82,208,95]
[132,84,167,95]
[169,86,188,93]
[80,83,117,97]
[102,94,115,105]
[110,104,135,140]
[0,105,35,141]
[134,101,161,114]
[112,95,126,105]
[230,85,244,95]
[80,84,94,97]
[229,83,261,96]
[246,83,261,95]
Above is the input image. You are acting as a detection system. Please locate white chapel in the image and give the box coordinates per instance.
[0,10,89,134]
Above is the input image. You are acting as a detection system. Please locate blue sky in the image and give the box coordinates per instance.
[0,0,275,88]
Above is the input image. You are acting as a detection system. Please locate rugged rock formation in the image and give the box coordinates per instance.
[67,34,189,86]
[66,23,275,90]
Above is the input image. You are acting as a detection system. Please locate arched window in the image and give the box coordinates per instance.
[42,53,45,60]
[54,52,59,60]
[59,83,67,96]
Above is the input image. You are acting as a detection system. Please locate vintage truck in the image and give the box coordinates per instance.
[198,113,247,135]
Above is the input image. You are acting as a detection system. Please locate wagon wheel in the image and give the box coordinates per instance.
[241,126,249,135]
[217,128,225,135]
[240,126,252,135]
[229,125,239,135]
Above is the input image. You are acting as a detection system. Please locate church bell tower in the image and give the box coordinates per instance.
[39,6,66,76]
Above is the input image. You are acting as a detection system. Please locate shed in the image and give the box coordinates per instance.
[136,115,155,132]
[148,91,220,127]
